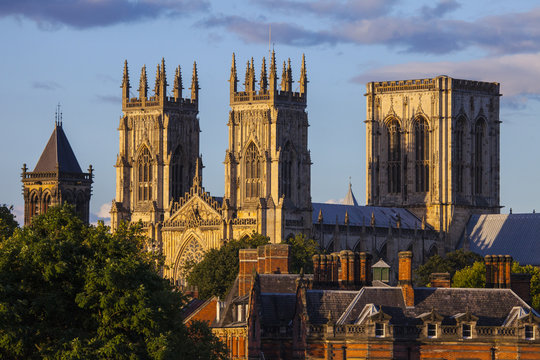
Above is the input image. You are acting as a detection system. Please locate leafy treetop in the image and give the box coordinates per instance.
[414,249,483,286]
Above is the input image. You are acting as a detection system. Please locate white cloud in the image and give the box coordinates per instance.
[90,202,111,226]
[324,198,345,204]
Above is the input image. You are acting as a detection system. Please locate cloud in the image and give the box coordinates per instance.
[90,202,111,226]
[203,6,540,55]
[201,15,338,46]
[353,52,540,106]
[0,0,209,29]
[33,80,62,90]
[256,0,397,21]
[324,198,345,205]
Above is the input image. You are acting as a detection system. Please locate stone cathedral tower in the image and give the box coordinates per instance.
[22,110,93,225]
[365,76,501,250]
[224,52,312,241]
[111,59,200,234]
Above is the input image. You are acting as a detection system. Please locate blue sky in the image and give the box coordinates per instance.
[1,0,539,223]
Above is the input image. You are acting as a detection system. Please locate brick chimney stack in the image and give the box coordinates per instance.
[398,251,414,307]
[485,255,512,289]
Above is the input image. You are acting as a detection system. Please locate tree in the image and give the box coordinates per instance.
[452,261,486,288]
[512,262,540,311]
[0,205,227,360]
[186,232,269,300]
[0,204,18,241]
[283,234,321,274]
[414,249,483,286]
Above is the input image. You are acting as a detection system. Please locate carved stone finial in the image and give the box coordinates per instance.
[318,208,323,223]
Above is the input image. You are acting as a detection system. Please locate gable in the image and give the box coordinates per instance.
[166,194,223,227]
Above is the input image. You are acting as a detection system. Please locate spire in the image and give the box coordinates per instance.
[287,58,293,91]
[121,60,130,101]
[193,156,203,188]
[344,210,349,226]
[190,61,199,101]
[173,65,183,99]
[156,57,167,99]
[139,65,148,99]
[34,121,83,173]
[318,208,323,223]
[300,53,307,96]
[260,56,268,91]
[269,50,277,91]
[230,53,238,93]
[343,181,359,206]
[154,63,161,96]
[280,61,287,91]
[54,103,62,127]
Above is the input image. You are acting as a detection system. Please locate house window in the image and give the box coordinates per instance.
[375,323,385,337]
[525,325,534,340]
[427,323,437,338]
[462,324,472,338]
[414,118,430,192]
[387,119,401,194]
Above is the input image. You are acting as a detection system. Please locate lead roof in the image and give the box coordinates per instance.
[33,124,83,173]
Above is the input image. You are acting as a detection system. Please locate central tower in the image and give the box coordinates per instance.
[224,52,312,242]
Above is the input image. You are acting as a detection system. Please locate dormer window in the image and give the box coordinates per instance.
[427,323,437,338]
[462,324,472,339]
[375,323,385,337]
[525,325,534,340]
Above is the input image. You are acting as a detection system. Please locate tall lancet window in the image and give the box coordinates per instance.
[170,146,184,202]
[30,192,39,218]
[387,119,401,194]
[245,143,261,199]
[474,119,486,195]
[455,117,466,194]
[43,192,51,213]
[415,117,430,192]
[137,147,153,201]
[281,143,294,198]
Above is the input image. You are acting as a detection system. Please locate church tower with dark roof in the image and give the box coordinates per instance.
[21,110,93,225]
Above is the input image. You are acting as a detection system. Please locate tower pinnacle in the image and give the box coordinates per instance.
[122,60,130,102]
[190,61,199,101]
[173,65,183,99]
[139,65,148,99]
[260,57,268,91]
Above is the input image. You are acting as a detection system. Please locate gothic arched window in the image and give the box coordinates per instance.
[30,192,39,218]
[76,192,86,220]
[386,119,401,194]
[414,117,430,192]
[281,143,294,199]
[455,117,466,194]
[474,119,486,195]
[245,143,261,199]
[43,192,51,213]
[137,147,153,201]
[170,146,184,202]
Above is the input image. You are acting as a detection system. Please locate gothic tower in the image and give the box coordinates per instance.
[22,109,93,224]
[111,59,200,235]
[365,76,500,250]
[224,52,312,242]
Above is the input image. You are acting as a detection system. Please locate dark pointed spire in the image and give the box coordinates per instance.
[173,65,183,99]
[121,60,130,101]
[34,121,83,173]
[230,53,238,93]
[190,61,199,101]
[260,57,268,91]
[139,65,148,99]
[300,53,307,96]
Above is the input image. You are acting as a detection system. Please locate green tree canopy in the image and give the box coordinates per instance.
[512,262,540,311]
[283,234,321,274]
[0,205,226,359]
[0,204,18,241]
[186,233,269,300]
[452,261,486,288]
[414,249,483,286]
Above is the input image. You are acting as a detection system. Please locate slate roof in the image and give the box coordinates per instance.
[312,203,427,230]
[259,274,312,294]
[337,287,406,325]
[408,288,533,326]
[260,294,296,326]
[33,124,83,173]
[464,213,540,266]
[306,290,358,324]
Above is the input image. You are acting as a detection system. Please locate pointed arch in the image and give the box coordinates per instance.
[30,191,40,219]
[414,116,430,193]
[427,244,438,259]
[473,117,487,195]
[42,191,52,213]
[170,145,184,202]
[385,118,401,194]
[174,235,205,286]
[378,243,388,262]
[137,145,153,202]
[75,191,86,220]
[244,142,262,199]
[454,115,467,194]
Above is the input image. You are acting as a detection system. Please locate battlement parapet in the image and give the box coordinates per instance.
[368,76,500,95]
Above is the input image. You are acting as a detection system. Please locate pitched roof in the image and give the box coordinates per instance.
[464,213,540,266]
[33,124,83,173]
[343,182,359,206]
[260,294,296,326]
[259,274,311,294]
[312,203,426,230]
